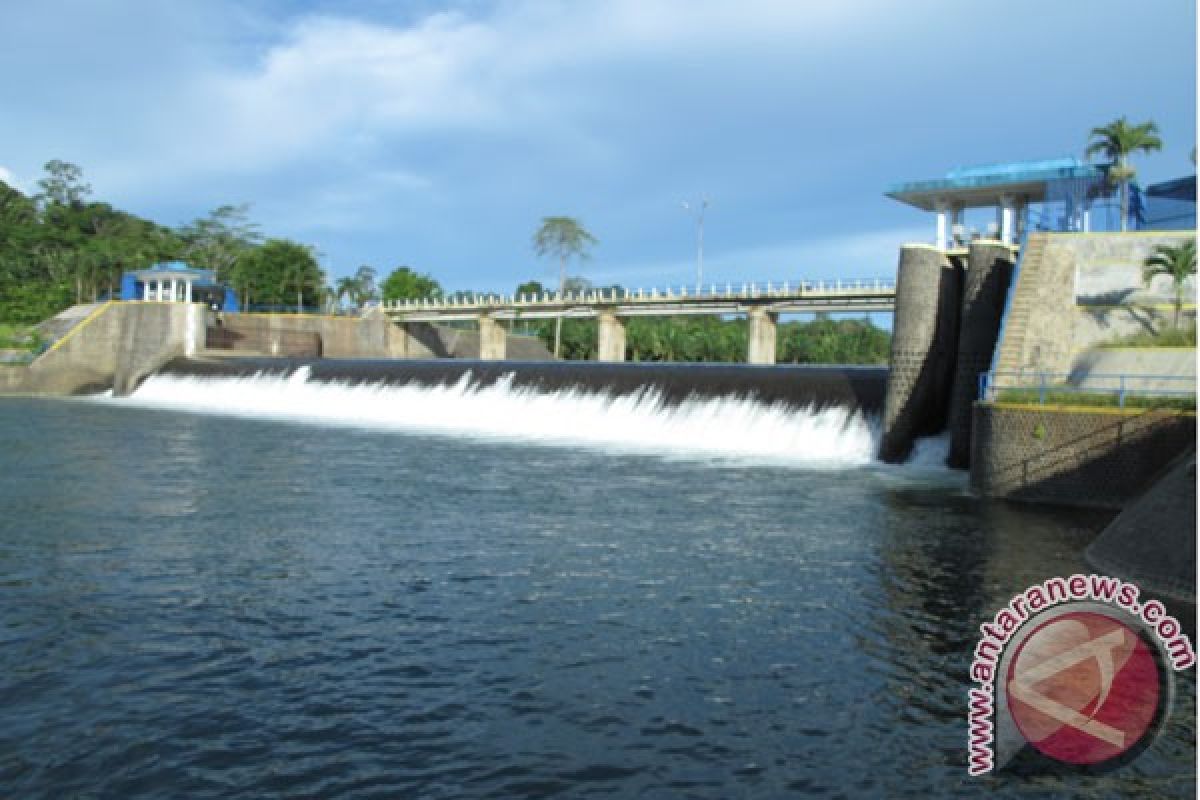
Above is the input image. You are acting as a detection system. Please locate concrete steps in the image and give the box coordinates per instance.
[993,234,1047,375]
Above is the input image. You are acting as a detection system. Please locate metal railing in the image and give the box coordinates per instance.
[979,370,1196,408]
[385,278,896,311]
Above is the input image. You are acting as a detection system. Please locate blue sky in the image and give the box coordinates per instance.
[1,0,1194,294]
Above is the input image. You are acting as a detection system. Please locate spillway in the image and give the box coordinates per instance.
[114,357,896,468]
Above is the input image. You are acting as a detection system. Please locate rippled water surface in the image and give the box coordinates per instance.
[0,397,1194,798]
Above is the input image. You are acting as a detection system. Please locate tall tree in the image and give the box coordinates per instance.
[381,266,442,303]
[352,265,378,306]
[532,216,597,358]
[1143,240,1196,329]
[1086,117,1163,232]
[178,204,262,282]
[36,159,91,208]
[335,276,360,309]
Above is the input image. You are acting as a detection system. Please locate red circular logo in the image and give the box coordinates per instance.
[1006,611,1162,765]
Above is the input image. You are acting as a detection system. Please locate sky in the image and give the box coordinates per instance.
[1,0,1195,294]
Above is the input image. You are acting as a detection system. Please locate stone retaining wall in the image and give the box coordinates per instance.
[970,403,1196,508]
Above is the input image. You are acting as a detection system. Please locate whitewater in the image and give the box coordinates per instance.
[94,366,916,469]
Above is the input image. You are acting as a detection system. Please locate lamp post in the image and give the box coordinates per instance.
[681,196,709,291]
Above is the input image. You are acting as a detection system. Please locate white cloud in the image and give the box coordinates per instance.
[0,166,22,192]
[96,0,902,188]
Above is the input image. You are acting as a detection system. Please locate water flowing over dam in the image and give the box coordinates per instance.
[128,358,892,467]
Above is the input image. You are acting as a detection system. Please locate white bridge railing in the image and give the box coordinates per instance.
[385,278,896,311]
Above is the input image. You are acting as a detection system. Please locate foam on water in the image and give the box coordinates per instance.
[111,367,883,468]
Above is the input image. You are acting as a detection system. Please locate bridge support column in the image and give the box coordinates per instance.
[478,314,506,360]
[746,307,777,365]
[596,310,625,362]
[879,244,963,463]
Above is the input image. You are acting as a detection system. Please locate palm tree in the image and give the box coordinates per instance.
[353,265,378,306]
[1143,239,1196,329]
[335,276,359,310]
[533,216,597,358]
[1086,117,1163,232]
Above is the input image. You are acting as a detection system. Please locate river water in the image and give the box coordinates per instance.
[0,364,1194,798]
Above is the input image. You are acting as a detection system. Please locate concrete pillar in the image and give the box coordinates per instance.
[478,314,506,360]
[596,310,626,362]
[746,307,778,365]
[998,194,1016,244]
[879,244,964,463]
[945,241,1015,468]
[934,199,949,250]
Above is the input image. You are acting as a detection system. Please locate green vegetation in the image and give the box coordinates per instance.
[0,323,41,351]
[381,266,442,303]
[996,388,1195,412]
[0,160,328,321]
[1143,240,1196,329]
[522,314,890,364]
[1085,117,1163,232]
[532,217,597,358]
[1100,325,1196,348]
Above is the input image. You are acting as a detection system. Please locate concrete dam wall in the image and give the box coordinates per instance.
[879,240,1016,463]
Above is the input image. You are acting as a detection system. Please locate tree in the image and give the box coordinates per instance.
[1086,117,1163,232]
[381,266,442,303]
[36,160,91,208]
[335,276,360,309]
[1143,240,1196,329]
[230,238,322,311]
[178,204,262,282]
[515,279,545,298]
[354,265,379,306]
[532,216,597,358]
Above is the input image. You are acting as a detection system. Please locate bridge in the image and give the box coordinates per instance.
[383,278,896,364]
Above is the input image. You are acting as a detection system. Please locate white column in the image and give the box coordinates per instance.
[998,194,1016,244]
[934,199,948,250]
[1082,207,1091,232]
[185,280,193,303]
[143,280,151,301]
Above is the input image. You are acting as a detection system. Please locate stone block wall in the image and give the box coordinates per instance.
[970,403,1196,508]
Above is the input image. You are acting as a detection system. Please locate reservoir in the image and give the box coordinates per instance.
[0,362,1193,797]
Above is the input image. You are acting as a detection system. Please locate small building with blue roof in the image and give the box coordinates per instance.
[119,261,238,311]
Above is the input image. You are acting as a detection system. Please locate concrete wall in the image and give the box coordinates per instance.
[970,403,1196,509]
[220,313,553,361]
[879,244,964,462]
[994,232,1195,377]
[946,241,1015,467]
[1085,450,1195,602]
[216,311,410,359]
[0,302,203,395]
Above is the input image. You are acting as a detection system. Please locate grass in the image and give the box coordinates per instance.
[0,323,42,362]
[1099,324,1196,348]
[996,388,1195,411]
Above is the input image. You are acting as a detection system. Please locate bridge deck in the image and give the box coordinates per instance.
[385,279,896,321]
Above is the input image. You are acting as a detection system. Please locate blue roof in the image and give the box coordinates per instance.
[887,157,1109,209]
[132,261,221,286]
